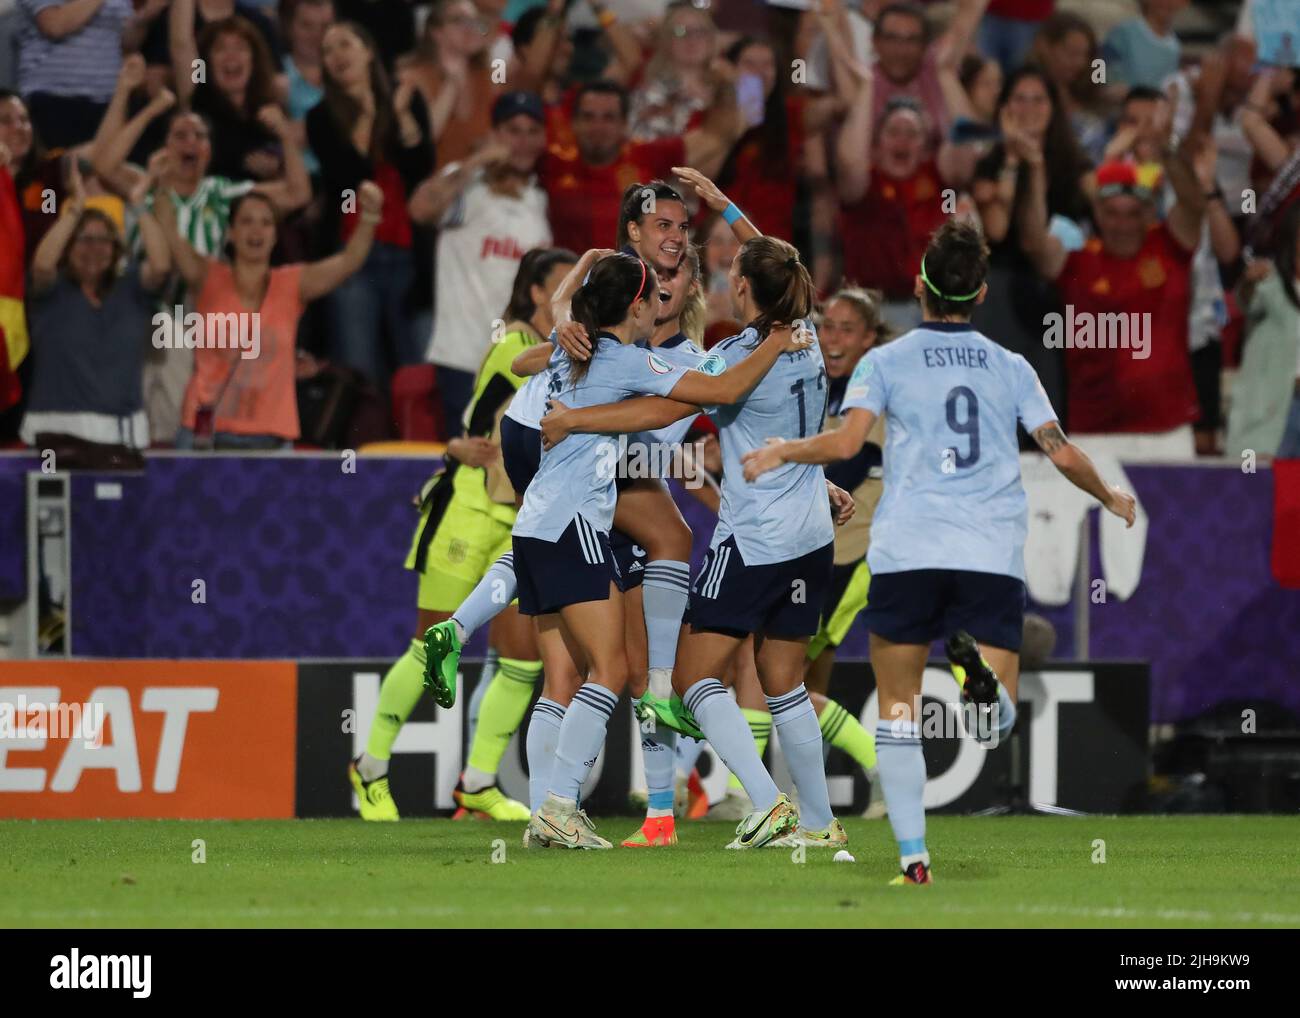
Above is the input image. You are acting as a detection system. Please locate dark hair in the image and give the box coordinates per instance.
[615,180,686,251]
[991,66,1092,225]
[919,220,988,319]
[574,80,630,119]
[0,89,45,185]
[1031,11,1100,110]
[567,252,658,381]
[61,209,125,296]
[503,246,578,323]
[321,21,394,162]
[722,36,790,172]
[876,2,930,43]
[1276,199,1300,311]
[735,236,813,339]
[223,191,280,259]
[1122,85,1166,107]
[197,16,279,117]
[512,6,547,49]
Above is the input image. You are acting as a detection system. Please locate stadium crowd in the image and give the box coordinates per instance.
[0,0,1298,460]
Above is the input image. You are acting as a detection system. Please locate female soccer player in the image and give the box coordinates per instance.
[348,247,576,821]
[742,220,1136,883]
[519,251,812,849]
[542,235,853,851]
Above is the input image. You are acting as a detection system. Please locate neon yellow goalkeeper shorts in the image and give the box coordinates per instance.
[806,559,871,661]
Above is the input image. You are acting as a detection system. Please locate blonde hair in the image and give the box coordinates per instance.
[679,245,707,347]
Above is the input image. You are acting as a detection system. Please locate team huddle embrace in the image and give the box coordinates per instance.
[350,169,1137,886]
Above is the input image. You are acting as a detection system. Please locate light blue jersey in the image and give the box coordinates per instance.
[710,325,834,565]
[504,336,559,429]
[626,333,724,463]
[513,335,690,542]
[842,322,1058,580]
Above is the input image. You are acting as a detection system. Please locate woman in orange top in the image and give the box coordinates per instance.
[156,182,385,449]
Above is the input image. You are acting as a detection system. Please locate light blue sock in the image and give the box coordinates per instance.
[548,683,618,801]
[452,552,516,639]
[466,648,498,747]
[767,685,833,830]
[875,719,928,868]
[641,561,690,671]
[526,698,564,812]
[683,678,779,811]
[637,703,677,812]
[675,735,706,779]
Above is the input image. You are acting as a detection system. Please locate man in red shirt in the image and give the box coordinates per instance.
[540,80,743,254]
[1020,142,1208,459]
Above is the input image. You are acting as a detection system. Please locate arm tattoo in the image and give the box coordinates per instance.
[1034,423,1067,455]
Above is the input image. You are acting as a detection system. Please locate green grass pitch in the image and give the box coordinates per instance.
[3,816,1298,928]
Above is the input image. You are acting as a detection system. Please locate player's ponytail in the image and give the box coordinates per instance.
[677,246,707,347]
[735,236,814,341]
[918,220,989,321]
[566,252,658,382]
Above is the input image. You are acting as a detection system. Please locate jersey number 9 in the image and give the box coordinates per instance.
[945,386,980,468]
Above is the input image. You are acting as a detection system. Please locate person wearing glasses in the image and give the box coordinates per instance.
[869,0,989,151]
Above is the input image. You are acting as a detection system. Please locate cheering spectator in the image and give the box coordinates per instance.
[969,66,1091,422]
[1100,0,1186,93]
[540,78,742,254]
[1,89,58,260]
[628,0,719,142]
[142,0,282,73]
[958,52,1001,125]
[408,91,552,434]
[160,181,385,448]
[835,69,966,330]
[510,0,638,148]
[973,66,1092,247]
[92,76,309,440]
[172,4,285,181]
[1019,130,1208,458]
[1029,11,1107,162]
[1227,202,1300,460]
[403,0,496,170]
[719,32,855,246]
[278,0,334,178]
[21,163,170,449]
[308,20,433,389]
[16,0,152,148]
[869,0,989,151]
[472,0,513,67]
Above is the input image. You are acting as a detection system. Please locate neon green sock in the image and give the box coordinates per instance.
[819,697,877,772]
[366,638,428,761]
[465,657,542,777]
[728,708,772,791]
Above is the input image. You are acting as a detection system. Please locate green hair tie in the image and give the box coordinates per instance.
[920,255,982,302]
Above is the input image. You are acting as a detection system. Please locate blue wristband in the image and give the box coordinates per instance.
[722,202,742,225]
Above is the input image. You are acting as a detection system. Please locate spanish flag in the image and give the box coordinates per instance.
[0,164,27,411]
